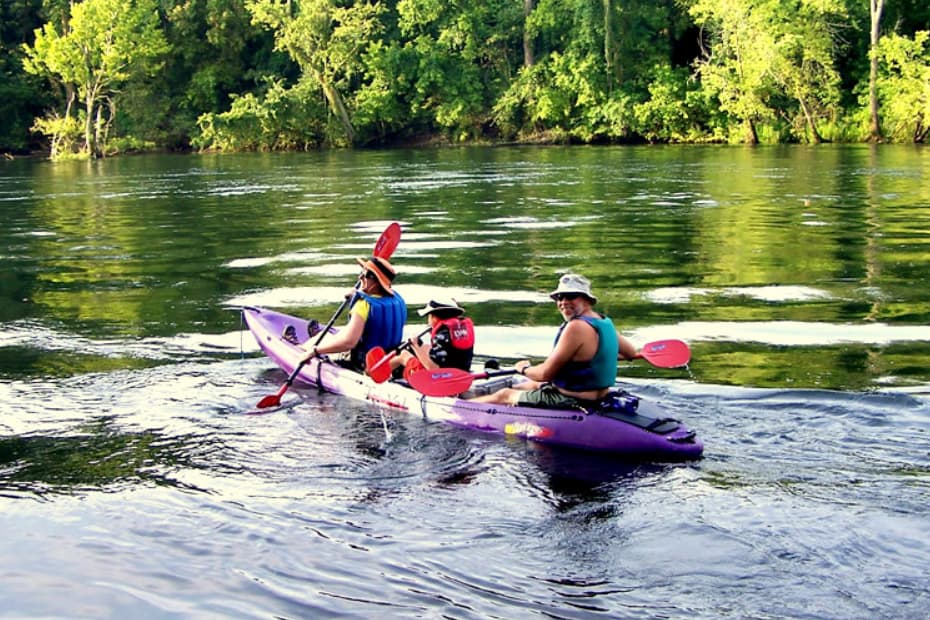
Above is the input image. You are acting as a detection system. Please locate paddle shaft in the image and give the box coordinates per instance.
[368,326,432,373]
[408,339,690,397]
[283,288,358,385]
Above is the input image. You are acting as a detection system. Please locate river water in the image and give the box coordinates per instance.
[1,146,928,618]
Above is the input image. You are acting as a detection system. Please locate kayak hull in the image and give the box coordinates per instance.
[243,306,704,461]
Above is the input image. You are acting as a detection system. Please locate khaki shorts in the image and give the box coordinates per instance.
[516,383,585,410]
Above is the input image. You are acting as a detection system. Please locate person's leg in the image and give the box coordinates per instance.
[469,387,522,405]
[389,350,412,372]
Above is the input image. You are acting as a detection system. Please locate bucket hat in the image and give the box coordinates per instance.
[417,299,466,317]
[549,273,597,304]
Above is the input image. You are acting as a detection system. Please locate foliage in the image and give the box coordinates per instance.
[5,0,930,153]
[873,31,930,142]
[193,77,327,151]
[21,0,169,158]
[633,65,719,142]
[246,0,385,145]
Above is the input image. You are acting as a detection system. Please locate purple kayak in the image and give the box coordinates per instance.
[243,306,704,461]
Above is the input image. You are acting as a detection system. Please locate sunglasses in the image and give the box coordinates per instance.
[363,271,378,280]
[553,293,582,302]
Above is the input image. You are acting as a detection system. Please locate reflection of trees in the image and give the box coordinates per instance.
[0,417,210,497]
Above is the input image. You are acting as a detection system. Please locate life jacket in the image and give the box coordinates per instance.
[551,315,618,392]
[350,291,406,368]
[427,317,475,371]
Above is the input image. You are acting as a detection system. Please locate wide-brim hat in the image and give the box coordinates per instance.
[355,256,396,295]
[549,273,597,304]
[417,299,465,317]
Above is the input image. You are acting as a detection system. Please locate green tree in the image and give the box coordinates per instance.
[690,0,845,144]
[767,0,846,143]
[144,0,283,149]
[690,0,777,143]
[873,30,930,142]
[22,0,169,158]
[246,0,384,145]
[0,0,49,152]
[388,0,522,140]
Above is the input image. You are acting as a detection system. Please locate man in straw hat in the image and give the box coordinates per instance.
[302,255,406,371]
[470,273,637,408]
[392,298,475,375]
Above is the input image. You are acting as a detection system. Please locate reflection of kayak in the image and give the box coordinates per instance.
[243,306,704,461]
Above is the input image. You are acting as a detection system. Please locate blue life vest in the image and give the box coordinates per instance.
[551,315,619,392]
[351,291,406,368]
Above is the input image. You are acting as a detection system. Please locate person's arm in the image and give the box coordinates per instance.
[410,335,437,370]
[516,321,585,382]
[617,333,638,360]
[302,304,367,360]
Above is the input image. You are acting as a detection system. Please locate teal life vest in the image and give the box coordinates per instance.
[350,291,406,368]
[551,315,619,392]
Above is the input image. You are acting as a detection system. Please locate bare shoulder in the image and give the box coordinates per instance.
[561,318,597,342]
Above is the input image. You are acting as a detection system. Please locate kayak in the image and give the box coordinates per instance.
[243,306,704,461]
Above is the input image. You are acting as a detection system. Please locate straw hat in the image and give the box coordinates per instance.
[417,299,466,317]
[355,256,397,295]
[549,273,597,304]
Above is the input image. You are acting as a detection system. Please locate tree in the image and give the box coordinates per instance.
[873,30,930,142]
[868,0,885,141]
[690,0,844,144]
[22,0,168,158]
[524,0,536,68]
[690,0,776,143]
[247,0,384,145]
[766,0,846,143]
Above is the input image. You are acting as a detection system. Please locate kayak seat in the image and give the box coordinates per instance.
[281,325,300,345]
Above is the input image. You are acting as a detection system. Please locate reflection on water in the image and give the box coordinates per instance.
[0,418,215,499]
[1,147,929,618]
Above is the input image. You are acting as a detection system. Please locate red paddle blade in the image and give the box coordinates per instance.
[407,367,474,397]
[256,394,281,409]
[256,384,287,409]
[639,339,691,368]
[373,222,401,259]
[365,347,393,383]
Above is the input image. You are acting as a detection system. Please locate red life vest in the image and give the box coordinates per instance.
[405,317,476,376]
[432,317,475,350]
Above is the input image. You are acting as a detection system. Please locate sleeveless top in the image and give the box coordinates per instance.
[350,291,406,368]
[551,315,619,392]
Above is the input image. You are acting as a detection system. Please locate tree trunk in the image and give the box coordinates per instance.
[317,71,355,144]
[603,0,614,87]
[868,0,884,142]
[523,0,535,67]
[800,98,823,143]
[85,92,97,158]
[745,119,759,144]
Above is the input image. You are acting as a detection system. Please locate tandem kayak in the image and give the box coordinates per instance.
[243,306,704,461]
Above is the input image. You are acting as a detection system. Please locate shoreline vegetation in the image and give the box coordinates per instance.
[2,0,929,160]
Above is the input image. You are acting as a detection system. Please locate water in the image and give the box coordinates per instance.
[1,146,929,618]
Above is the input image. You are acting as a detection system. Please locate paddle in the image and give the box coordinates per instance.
[365,326,432,383]
[408,339,692,397]
[407,368,517,397]
[255,222,402,409]
[633,339,691,368]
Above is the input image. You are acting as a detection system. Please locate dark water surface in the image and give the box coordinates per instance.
[1,146,928,618]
